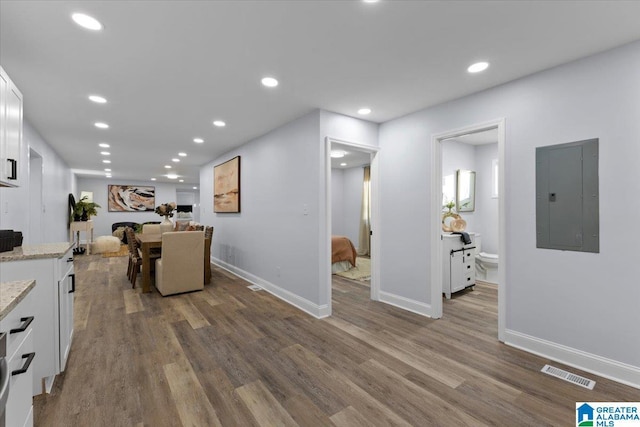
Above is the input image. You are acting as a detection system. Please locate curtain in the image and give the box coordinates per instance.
[357,166,371,256]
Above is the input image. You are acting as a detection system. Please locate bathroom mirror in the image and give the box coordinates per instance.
[456,169,476,212]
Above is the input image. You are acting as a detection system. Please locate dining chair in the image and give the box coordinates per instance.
[125,227,142,288]
[142,224,162,234]
[204,226,214,283]
[155,231,205,296]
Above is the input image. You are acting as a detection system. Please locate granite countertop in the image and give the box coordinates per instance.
[0,242,74,262]
[0,280,36,321]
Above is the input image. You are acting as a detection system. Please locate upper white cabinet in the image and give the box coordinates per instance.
[0,65,23,187]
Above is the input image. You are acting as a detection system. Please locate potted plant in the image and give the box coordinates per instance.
[73,196,101,221]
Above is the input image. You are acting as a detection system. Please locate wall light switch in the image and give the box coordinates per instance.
[303,204,309,216]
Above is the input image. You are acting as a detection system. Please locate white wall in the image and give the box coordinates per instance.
[331,166,364,249]
[442,141,499,253]
[200,111,323,308]
[199,110,377,316]
[176,191,195,206]
[379,40,640,374]
[343,167,364,248]
[331,169,345,236]
[474,143,498,254]
[76,177,178,237]
[0,120,74,244]
[442,140,477,231]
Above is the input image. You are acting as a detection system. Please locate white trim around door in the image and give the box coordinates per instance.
[430,119,506,342]
[323,137,380,317]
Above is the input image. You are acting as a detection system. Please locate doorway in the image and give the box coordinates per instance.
[324,137,379,317]
[431,119,506,341]
[29,148,43,244]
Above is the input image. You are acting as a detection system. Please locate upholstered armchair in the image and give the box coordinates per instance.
[155,231,205,296]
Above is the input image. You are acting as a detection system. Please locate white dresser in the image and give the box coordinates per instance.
[442,233,476,299]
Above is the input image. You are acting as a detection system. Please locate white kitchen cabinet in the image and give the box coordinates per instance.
[57,257,75,372]
[1,289,35,427]
[0,65,23,187]
[0,245,75,395]
[442,233,476,299]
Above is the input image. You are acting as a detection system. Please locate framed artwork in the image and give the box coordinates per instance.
[214,156,241,213]
[108,185,155,212]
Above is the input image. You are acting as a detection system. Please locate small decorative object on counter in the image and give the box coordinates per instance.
[13,230,23,247]
[442,201,463,232]
[0,229,14,252]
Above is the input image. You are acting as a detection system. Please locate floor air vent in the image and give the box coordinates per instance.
[247,285,262,291]
[541,364,596,390]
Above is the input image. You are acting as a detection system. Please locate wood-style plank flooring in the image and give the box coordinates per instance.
[34,254,640,426]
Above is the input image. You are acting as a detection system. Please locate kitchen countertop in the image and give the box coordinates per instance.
[0,280,36,321]
[0,242,73,262]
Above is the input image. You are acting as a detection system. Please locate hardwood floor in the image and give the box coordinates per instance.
[34,255,640,426]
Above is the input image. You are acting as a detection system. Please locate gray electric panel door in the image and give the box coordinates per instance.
[536,138,599,253]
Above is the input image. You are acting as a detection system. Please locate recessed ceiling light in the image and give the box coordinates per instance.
[104,168,111,172]
[261,77,279,88]
[358,108,372,115]
[71,13,103,31]
[98,143,110,148]
[363,0,379,3]
[179,179,184,183]
[213,120,226,127]
[94,122,109,129]
[102,160,111,164]
[330,150,345,158]
[166,174,178,179]
[172,158,180,162]
[193,186,198,190]
[193,138,204,143]
[100,151,110,156]
[178,152,187,157]
[88,95,107,103]
[467,61,489,73]
[164,165,171,169]
[151,178,156,181]
[340,162,347,166]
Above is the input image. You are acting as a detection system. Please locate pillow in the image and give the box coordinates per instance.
[112,226,126,241]
[174,221,190,231]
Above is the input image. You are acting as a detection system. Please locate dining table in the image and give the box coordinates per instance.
[135,233,211,293]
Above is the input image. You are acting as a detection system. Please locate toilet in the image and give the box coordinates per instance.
[474,234,499,284]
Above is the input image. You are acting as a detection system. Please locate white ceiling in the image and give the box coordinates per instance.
[2,1,640,186]
[331,143,371,170]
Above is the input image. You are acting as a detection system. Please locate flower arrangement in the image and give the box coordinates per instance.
[155,202,176,218]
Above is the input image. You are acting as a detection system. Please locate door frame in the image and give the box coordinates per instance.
[29,148,44,244]
[323,137,380,317]
[430,118,506,341]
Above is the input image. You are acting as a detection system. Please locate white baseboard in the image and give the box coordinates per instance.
[505,329,640,390]
[212,257,329,319]
[379,291,433,317]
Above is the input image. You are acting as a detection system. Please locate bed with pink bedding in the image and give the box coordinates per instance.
[331,235,357,274]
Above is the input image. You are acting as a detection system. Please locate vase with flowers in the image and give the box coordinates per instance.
[155,202,176,226]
